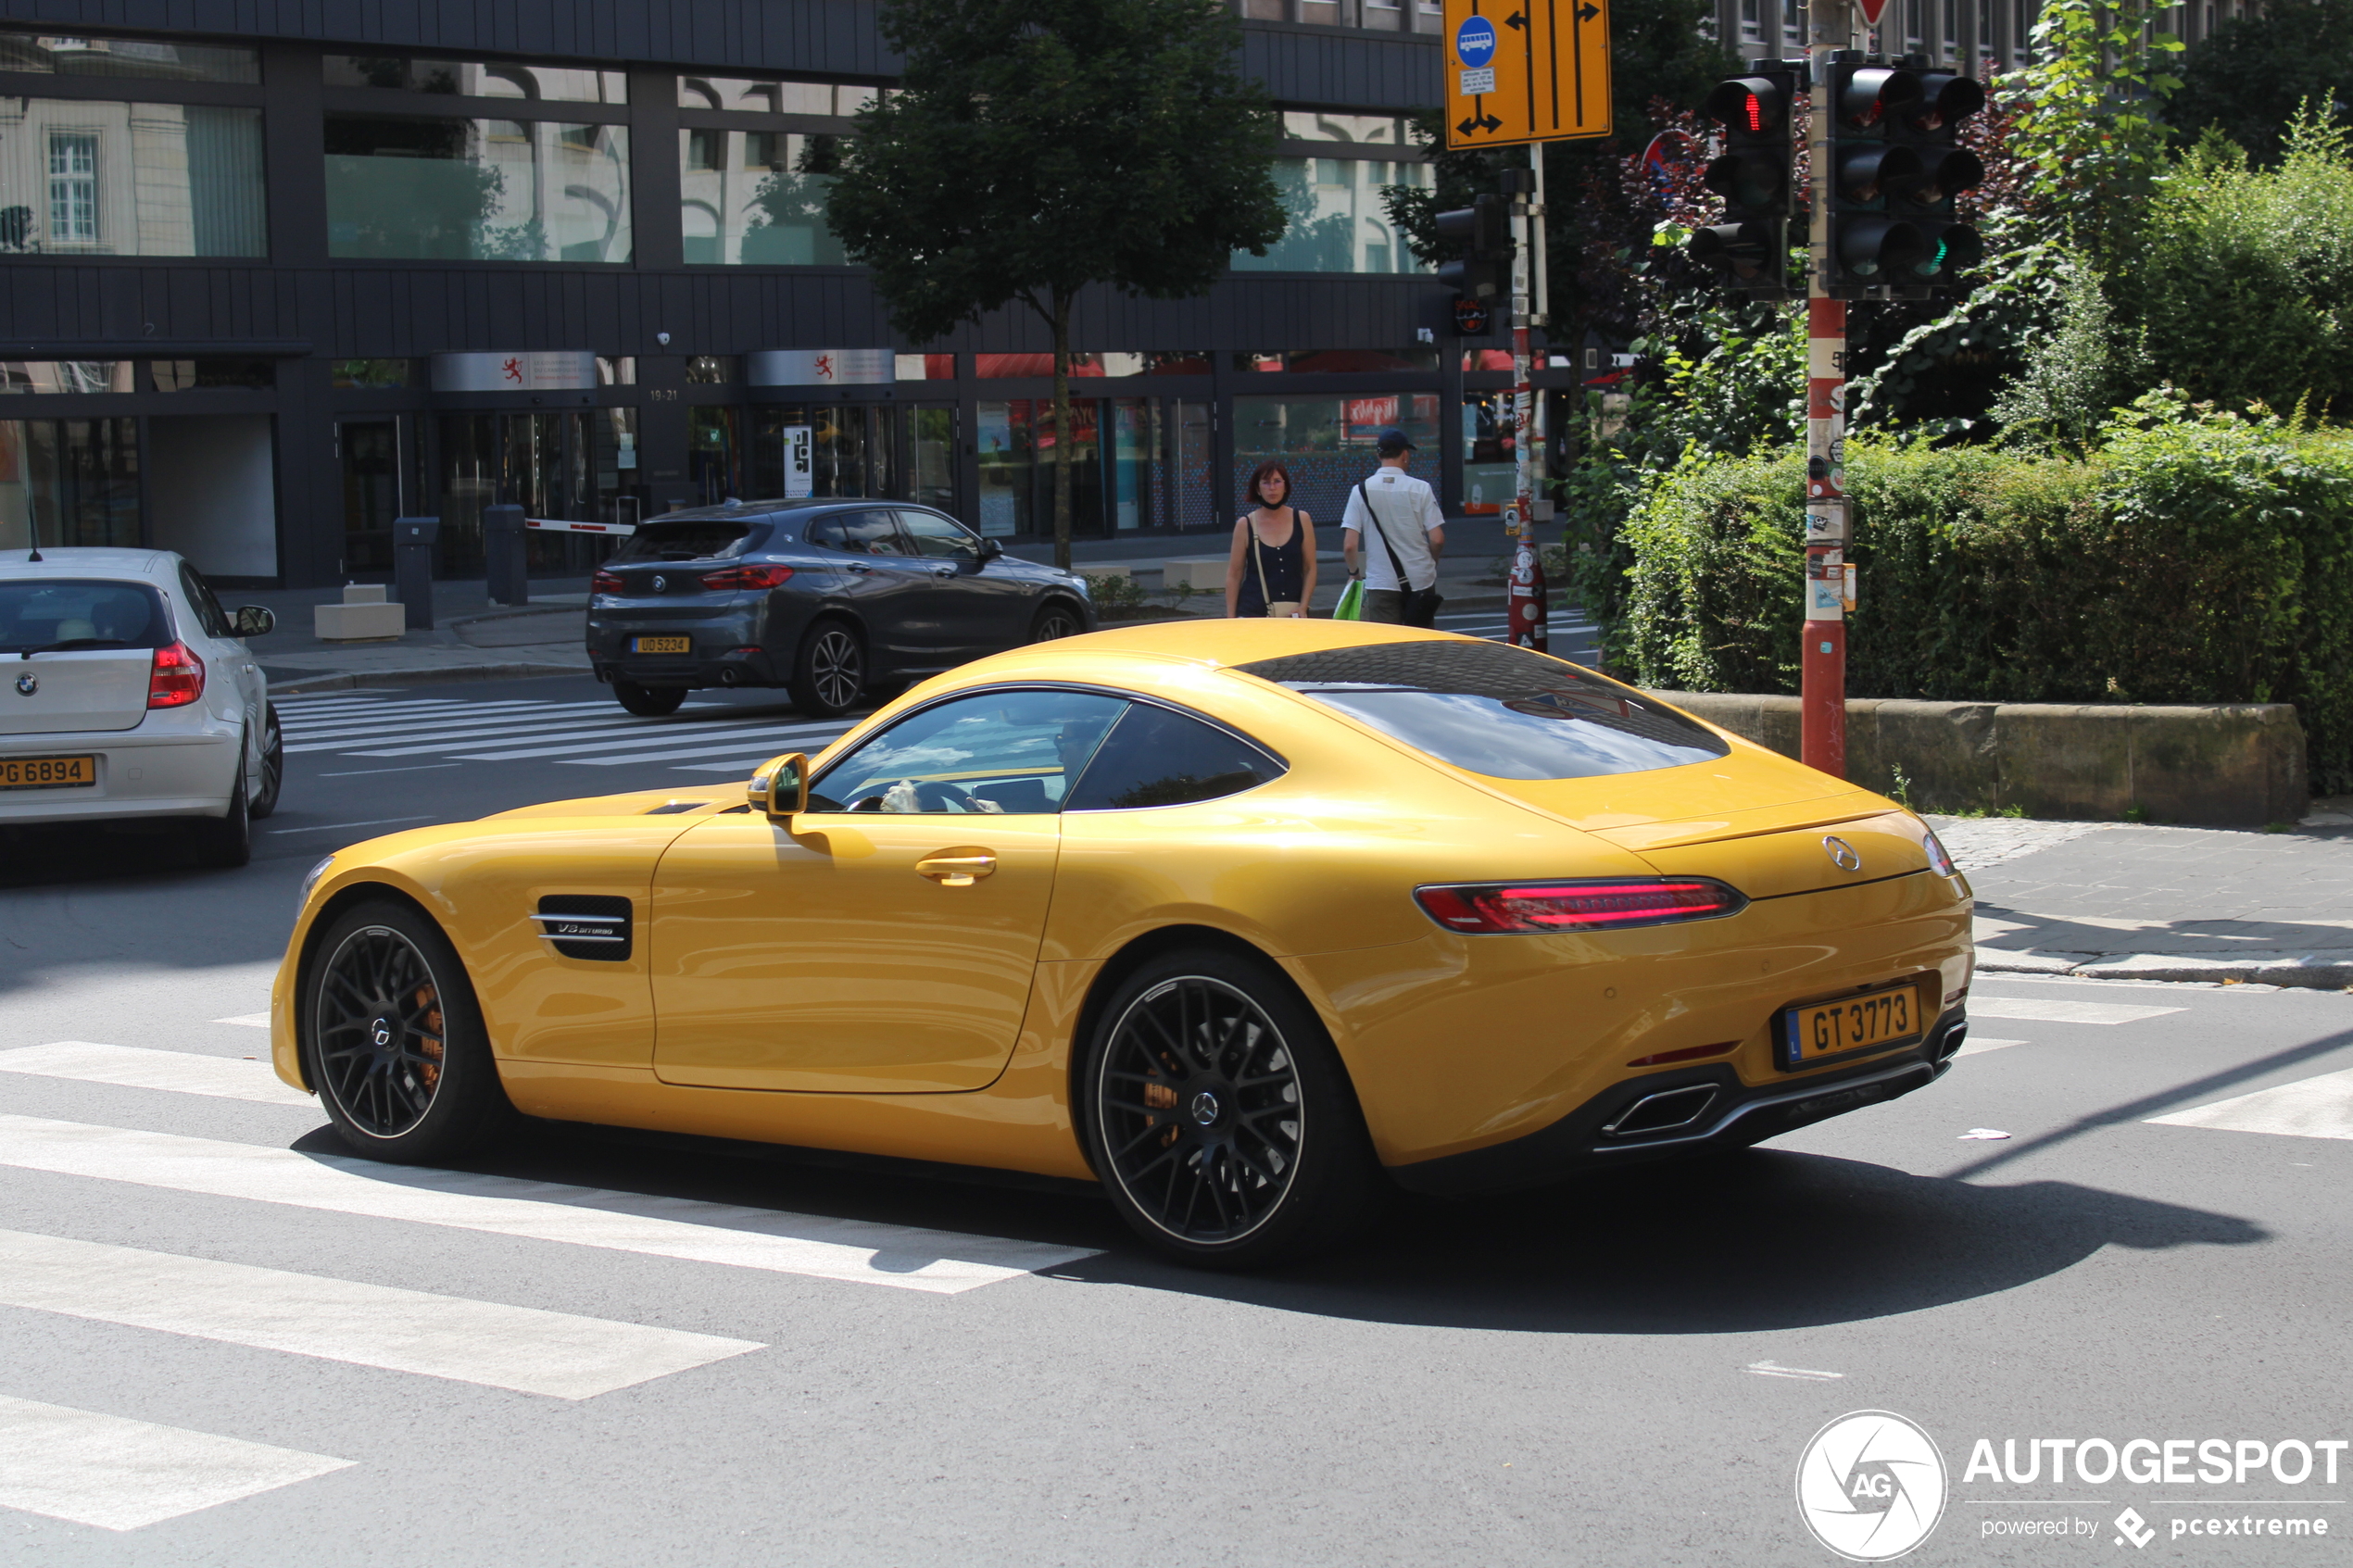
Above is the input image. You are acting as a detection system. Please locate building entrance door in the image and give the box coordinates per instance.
[337,416,404,574]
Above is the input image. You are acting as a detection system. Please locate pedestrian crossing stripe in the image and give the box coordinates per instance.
[275,694,857,773]
[2146,1066,2353,1142]
[0,1229,765,1399]
[0,1394,353,1532]
[0,1042,315,1106]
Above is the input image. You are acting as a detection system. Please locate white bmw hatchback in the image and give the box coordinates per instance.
[0,546,282,867]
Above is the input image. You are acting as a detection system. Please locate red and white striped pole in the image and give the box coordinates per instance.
[1506,165,1548,652]
[1802,6,1855,776]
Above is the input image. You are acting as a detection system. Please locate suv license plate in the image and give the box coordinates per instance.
[0,755,96,790]
[632,636,692,654]
[1781,982,1920,1070]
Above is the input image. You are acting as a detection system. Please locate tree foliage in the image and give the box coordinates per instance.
[825,0,1284,563]
[2170,0,2353,166]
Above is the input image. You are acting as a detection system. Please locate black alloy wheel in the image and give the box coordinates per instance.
[1031,602,1085,644]
[613,679,687,718]
[303,898,510,1161]
[249,704,284,820]
[1084,949,1386,1268]
[790,622,865,718]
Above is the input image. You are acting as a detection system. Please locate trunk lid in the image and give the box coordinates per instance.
[1,649,155,734]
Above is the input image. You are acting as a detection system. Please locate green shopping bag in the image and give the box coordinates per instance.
[1331,577,1365,621]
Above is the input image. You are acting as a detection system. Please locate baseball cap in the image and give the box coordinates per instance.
[1375,427,1415,456]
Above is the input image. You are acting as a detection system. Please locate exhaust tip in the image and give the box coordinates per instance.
[1602,1084,1719,1138]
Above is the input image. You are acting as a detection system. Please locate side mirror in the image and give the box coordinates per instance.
[232,606,275,637]
[976,535,1003,563]
[748,752,809,819]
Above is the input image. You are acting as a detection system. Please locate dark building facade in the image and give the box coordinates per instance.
[0,0,1566,587]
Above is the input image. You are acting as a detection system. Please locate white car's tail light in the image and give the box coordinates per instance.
[146,641,206,709]
[1414,877,1747,934]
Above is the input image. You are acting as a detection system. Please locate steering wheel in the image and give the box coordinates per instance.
[850,779,981,813]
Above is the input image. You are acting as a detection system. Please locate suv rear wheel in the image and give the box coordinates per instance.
[612,679,687,718]
[789,622,865,718]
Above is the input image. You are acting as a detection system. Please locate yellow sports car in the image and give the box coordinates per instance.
[272,621,1974,1268]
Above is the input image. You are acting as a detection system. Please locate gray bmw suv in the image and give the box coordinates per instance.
[587,499,1096,718]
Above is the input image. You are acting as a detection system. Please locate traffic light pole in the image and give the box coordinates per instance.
[1507,167,1548,652]
[1802,2,1856,777]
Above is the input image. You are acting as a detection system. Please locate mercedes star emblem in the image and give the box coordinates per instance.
[1823,835,1863,872]
[1190,1090,1221,1127]
[13,672,34,696]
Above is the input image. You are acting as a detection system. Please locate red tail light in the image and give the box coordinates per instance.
[1414,878,1745,934]
[591,568,624,595]
[699,564,794,591]
[146,641,206,709]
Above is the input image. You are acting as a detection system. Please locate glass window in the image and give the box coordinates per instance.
[896,508,980,561]
[676,76,877,117]
[679,129,846,265]
[1280,112,1417,145]
[685,356,739,384]
[1230,393,1438,531]
[1064,703,1286,811]
[178,562,233,639]
[812,689,1128,814]
[324,115,630,261]
[1233,348,1441,373]
[0,578,169,653]
[1237,641,1730,782]
[0,101,263,257]
[332,358,418,390]
[324,56,625,102]
[0,361,133,393]
[0,419,141,550]
[1232,157,1423,274]
[0,33,259,83]
[611,515,765,562]
[152,358,271,392]
[805,508,905,555]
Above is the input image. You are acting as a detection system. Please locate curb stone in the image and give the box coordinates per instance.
[1977,948,2353,990]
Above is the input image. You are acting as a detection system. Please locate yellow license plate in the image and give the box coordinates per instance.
[1782,983,1921,1069]
[0,755,96,791]
[632,636,692,654]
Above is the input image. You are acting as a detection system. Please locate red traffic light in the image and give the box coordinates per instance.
[1704,76,1788,134]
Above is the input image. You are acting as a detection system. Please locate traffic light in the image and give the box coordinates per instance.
[1825,62,1927,293]
[1886,69,1986,294]
[1434,193,1514,318]
[1693,66,1797,296]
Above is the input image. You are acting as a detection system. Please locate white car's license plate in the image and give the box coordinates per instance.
[0,755,96,790]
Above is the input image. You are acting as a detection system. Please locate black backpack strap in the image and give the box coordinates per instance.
[1356,481,1412,590]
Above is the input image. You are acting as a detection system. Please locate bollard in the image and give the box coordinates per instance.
[391,517,440,631]
[484,504,529,607]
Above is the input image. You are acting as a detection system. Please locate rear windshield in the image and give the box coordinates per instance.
[1235,640,1729,781]
[612,517,766,562]
[0,579,171,656]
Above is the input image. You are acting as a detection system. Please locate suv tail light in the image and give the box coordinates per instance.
[699,564,794,591]
[147,641,206,709]
[1414,878,1745,934]
[591,568,624,595]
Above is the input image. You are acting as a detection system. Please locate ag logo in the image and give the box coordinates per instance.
[1795,1411,1946,1561]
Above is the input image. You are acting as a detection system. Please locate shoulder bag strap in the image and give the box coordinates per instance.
[1251,518,1273,608]
[1356,482,1412,589]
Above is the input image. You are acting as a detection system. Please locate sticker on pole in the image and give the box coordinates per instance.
[1455,13,1497,65]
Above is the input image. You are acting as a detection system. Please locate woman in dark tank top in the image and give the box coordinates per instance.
[1224,460,1318,618]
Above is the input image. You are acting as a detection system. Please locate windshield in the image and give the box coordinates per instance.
[0,579,171,655]
[612,517,768,562]
[1235,640,1729,781]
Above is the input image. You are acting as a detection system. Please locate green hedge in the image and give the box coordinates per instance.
[1612,407,2353,793]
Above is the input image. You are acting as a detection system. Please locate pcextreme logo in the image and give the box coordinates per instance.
[1797,1411,1950,1562]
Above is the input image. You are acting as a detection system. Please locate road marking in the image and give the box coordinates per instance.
[453,722,851,764]
[0,1043,312,1106]
[0,1229,762,1399]
[1743,1361,1843,1380]
[1956,1036,2029,1057]
[213,1013,272,1029]
[318,763,463,778]
[2146,1067,2353,1142]
[556,726,854,766]
[261,815,439,837]
[0,1116,1099,1293]
[322,717,804,759]
[1958,1128,2012,1139]
[0,1394,352,1532]
[1967,997,2184,1026]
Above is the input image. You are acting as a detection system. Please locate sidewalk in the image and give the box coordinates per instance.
[1932,809,2353,990]
[234,579,594,693]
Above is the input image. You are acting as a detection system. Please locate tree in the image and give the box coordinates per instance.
[2170,0,2353,166]
[825,0,1286,567]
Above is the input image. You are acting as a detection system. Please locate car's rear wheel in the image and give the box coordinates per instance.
[1082,947,1386,1270]
[1031,601,1086,644]
[612,679,688,718]
[789,621,865,718]
[249,704,284,820]
[303,897,510,1162]
[191,757,251,869]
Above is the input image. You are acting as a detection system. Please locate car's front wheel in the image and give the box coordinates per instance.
[302,897,510,1162]
[612,679,687,718]
[1030,600,1086,644]
[1081,947,1386,1269]
[789,621,865,718]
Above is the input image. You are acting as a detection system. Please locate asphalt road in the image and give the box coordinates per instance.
[2,673,2349,1566]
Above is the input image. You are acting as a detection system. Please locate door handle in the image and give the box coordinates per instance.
[933,566,957,578]
[915,848,997,886]
[846,562,874,574]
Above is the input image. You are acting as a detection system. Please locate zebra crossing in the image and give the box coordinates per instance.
[0,1035,1099,1533]
[275,691,860,778]
[1435,608,1602,654]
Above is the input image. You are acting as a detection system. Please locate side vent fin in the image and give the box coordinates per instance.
[534,895,634,962]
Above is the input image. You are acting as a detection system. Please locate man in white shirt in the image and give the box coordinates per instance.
[1341,427,1444,624]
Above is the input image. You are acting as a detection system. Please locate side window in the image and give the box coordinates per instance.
[1064,703,1286,811]
[178,564,232,639]
[805,510,904,556]
[809,688,1127,814]
[897,509,980,562]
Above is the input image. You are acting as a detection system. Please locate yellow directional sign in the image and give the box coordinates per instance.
[1441,0,1613,150]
